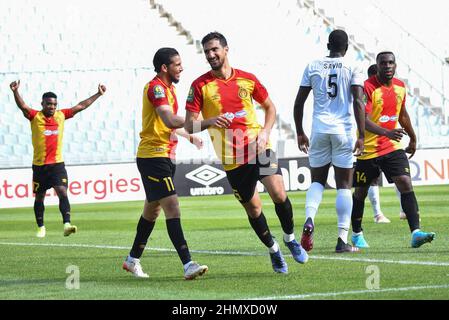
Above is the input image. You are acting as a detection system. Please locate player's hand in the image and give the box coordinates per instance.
[297,133,309,154]
[386,128,406,142]
[98,84,106,95]
[257,129,269,153]
[189,135,203,149]
[405,140,416,159]
[353,138,365,156]
[211,114,232,129]
[10,80,20,92]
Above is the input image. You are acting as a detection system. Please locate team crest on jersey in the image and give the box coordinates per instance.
[238,87,249,99]
[153,85,166,99]
[187,87,194,103]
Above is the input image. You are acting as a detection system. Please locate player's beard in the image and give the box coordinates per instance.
[208,58,224,71]
[170,74,180,84]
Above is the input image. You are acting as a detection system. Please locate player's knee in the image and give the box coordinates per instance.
[164,204,181,219]
[35,192,46,202]
[143,211,159,222]
[394,176,412,193]
[271,191,287,204]
[244,202,262,217]
[354,187,368,200]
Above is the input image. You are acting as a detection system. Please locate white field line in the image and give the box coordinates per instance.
[250,284,449,300]
[1,241,449,267]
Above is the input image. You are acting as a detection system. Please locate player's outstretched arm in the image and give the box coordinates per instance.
[10,80,32,118]
[70,84,106,116]
[293,86,311,153]
[175,128,203,149]
[398,106,417,159]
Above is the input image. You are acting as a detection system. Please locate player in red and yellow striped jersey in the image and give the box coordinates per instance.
[184,32,308,274]
[351,52,435,248]
[123,48,208,280]
[10,80,106,238]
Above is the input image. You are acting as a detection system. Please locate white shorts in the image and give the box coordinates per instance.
[308,132,355,168]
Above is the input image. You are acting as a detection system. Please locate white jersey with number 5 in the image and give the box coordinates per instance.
[300,57,364,134]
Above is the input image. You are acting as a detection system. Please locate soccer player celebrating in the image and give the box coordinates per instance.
[184,32,308,274]
[351,51,435,248]
[293,29,365,253]
[10,80,106,238]
[122,48,207,280]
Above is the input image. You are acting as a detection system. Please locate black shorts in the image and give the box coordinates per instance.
[353,149,410,187]
[32,162,68,194]
[226,149,282,203]
[137,157,176,202]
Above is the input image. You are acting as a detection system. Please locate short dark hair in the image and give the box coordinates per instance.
[367,64,377,77]
[201,32,228,47]
[376,51,395,62]
[42,92,57,99]
[153,47,179,73]
[328,29,348,51]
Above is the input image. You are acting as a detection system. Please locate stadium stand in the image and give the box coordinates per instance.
[1,0,448,168]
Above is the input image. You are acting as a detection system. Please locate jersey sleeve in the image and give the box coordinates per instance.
[28,109,38,120]
[185,82,203,113]
[299,64,312,87]
[252,76,269,104]
[364,81,373,115]
[61,108,74,119]
[147,83,170,108]
[351,65,365,87]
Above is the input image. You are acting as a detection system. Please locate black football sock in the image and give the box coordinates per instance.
[129,216,155,259]
[58,195,71,224]
[401,191,420,232]
[166,218,191,265]
[34,200,45,227]
[351,194,365,234]
[274,197,294,235]
[248,212,275,248]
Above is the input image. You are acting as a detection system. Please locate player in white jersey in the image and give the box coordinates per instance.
[293,29,365,253]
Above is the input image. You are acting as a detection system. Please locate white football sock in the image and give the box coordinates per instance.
[305,182,325,223]
[336,188,352,243]
[338,228,349,243]
[395,185,404,212]
[283,233,295,243]
[183,261,193,272]
[268,241,280,253]
[368,185,382,217]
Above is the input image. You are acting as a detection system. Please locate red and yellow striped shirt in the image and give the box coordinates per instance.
[358,76,406,160]
[28,109,73,166]
[186,69,269,171]
[137,76,178,159]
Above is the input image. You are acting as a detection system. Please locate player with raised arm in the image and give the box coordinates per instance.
[10,80,106,237]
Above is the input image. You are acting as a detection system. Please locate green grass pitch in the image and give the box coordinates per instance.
[1,185,448,300]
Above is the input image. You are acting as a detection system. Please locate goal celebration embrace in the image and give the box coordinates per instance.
[0,0,447,302]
